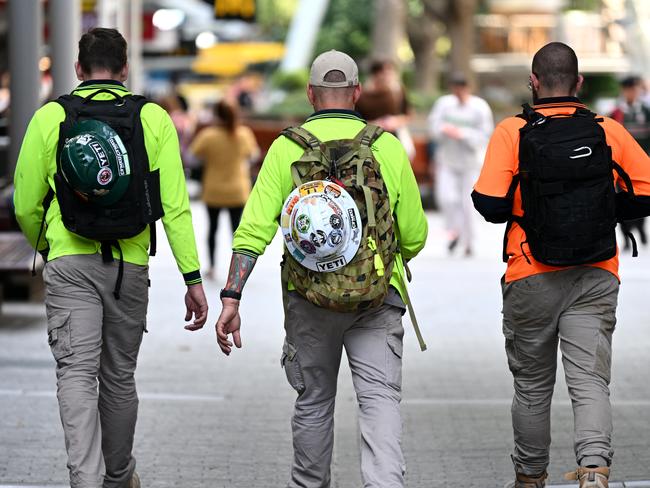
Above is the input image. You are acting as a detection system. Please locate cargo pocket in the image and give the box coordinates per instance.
[502,320,521,374]
[386,335,403,390]
[47,311,73,361]
[281,339,305,394]
[594,316,616,383]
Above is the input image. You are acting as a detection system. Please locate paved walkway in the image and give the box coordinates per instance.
[1,204,649,487]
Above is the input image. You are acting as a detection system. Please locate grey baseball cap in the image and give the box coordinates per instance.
[309,50,359,88]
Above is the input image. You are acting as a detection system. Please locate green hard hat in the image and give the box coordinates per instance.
[59,119,131,206]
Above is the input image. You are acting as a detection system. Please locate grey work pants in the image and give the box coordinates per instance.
[282,290,406,488]
[43,254,149,488]
[501,267,619,476]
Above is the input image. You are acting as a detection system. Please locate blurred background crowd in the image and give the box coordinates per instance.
[0,0,649,293]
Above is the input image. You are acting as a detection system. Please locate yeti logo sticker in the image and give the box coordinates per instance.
[89,141,109,168]
[316,256,347,272]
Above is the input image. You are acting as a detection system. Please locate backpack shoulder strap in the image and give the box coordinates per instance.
[354,123,384,148]
[54,95,85,172]
[281,126,324,187]
[518,103,540,121]
[280,126,321,150]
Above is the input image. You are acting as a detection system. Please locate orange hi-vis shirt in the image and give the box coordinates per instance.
[474,97,650,283]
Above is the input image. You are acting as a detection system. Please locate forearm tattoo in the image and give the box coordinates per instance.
[225,253,257,293]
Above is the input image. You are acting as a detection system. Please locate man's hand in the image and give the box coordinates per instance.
[442,124,462,139]
[184,283,208,331]
[216,298,242,355]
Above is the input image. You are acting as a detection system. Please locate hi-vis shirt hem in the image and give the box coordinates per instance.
[232,249,259,259]
[184,270,202,286]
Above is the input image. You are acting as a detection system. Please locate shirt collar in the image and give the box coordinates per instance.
[306,109,366,122]
[77,79,126,88]
[533,96,585,109]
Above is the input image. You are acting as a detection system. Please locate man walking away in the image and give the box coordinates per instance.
[213,50,428,488]
[13,28,208,488]
[472,42,650,488]
[428,73,493,256]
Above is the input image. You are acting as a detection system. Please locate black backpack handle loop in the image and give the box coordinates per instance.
[81,88,126,105]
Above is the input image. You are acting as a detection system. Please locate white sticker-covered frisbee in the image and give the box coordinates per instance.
[281,180,362,272]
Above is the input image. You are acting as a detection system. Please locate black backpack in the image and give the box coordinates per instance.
[37,89,165,297]
[53,89,164,243]
[508,104,633,266]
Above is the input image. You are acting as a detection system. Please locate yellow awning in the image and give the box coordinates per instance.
[192,42,285,76]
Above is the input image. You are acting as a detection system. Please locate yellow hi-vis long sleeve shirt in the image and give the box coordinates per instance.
[13,80,201,285]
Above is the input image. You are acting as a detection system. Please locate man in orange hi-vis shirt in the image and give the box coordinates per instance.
[473,42,650,488]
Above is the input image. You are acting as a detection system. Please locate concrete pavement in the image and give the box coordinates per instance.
[1,203,649,487]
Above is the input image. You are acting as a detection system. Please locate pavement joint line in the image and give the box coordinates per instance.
[3,390,648,406]
[547,484,650,488]
[0,389,224,402]
[0,482,648,487]
[403,398,650,406]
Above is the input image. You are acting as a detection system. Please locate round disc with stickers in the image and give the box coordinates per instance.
[280,180,362,272]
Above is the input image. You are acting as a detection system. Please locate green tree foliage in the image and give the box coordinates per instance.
[256,0,299,41]
[314,0,373,61]
[257,0,373,61]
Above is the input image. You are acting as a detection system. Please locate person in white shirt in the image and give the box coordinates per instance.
[428,73,494,256]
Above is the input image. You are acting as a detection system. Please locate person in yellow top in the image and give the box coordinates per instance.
[190,99,259,279]
[213,50,427,487]
[13,28,207,488]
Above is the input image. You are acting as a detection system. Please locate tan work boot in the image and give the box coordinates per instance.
[564,467,610,488]
[504,472,548,488]
[127,472,141,488]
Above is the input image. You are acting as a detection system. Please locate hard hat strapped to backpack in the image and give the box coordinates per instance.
[280,124,397,312]
[37,89,164,297]
[506,103,635,266]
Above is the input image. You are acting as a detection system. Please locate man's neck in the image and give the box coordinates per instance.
[80,70,122,82]
[535,89,575,99]
[312,102,355,111]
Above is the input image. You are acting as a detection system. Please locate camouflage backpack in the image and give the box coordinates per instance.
[280,124,397,312]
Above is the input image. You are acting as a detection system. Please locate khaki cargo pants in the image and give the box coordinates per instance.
[502,267,619,476]
[43,254,149,488]
[282,289,406,488]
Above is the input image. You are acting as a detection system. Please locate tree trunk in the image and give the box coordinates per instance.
[371,0,406,62]
[447,0,477,88]
[407,15,440,93]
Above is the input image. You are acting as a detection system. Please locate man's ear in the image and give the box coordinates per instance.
[530,72,540,92]
[75,62,85,81]
[119,63,129,83]
[352,84,362,105]
[575,74,584,95]
[307,85,316,106]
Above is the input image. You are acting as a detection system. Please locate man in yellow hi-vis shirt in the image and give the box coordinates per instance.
[214,50,428,487]
[13,28,207,488]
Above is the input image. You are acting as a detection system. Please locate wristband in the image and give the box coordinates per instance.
[220,289,242,301]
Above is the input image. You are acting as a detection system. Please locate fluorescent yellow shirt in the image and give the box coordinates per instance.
[13,80,201,284]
